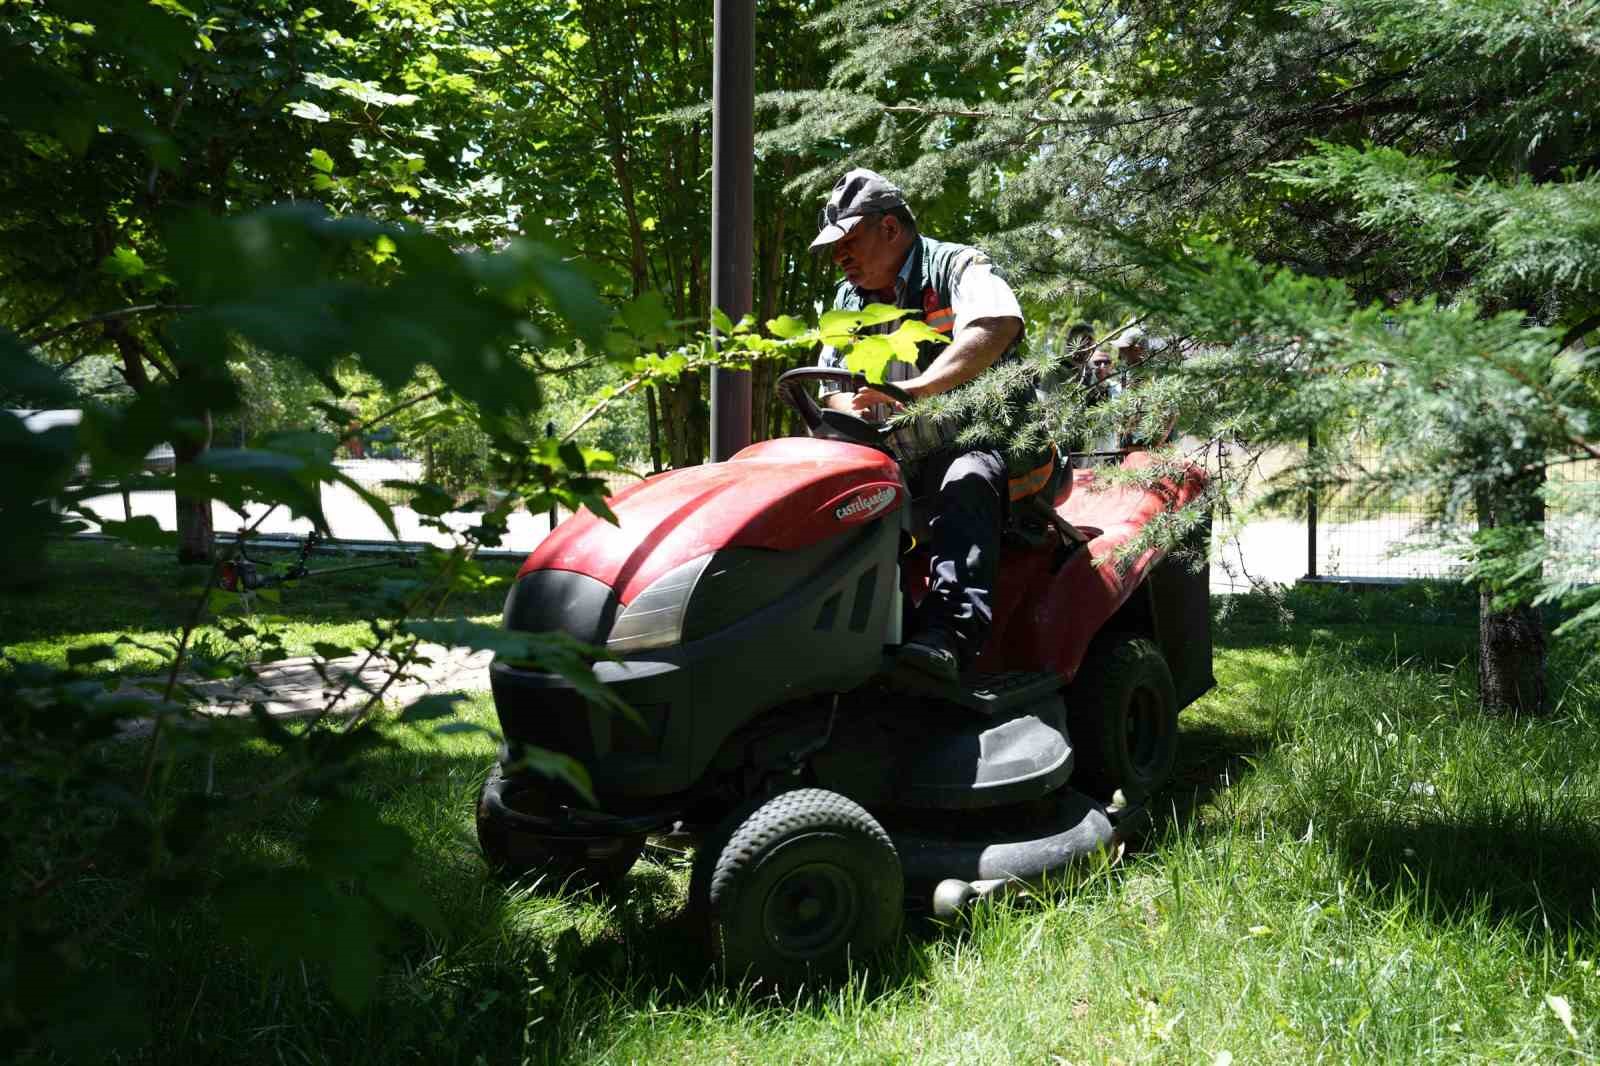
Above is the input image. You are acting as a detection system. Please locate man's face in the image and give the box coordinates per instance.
[1090,352,1113,382]
[832,214,907,291]
[1121,341,1148,368]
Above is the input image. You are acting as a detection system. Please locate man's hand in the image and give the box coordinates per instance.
[850,386,909,415]
[821,386,912,419]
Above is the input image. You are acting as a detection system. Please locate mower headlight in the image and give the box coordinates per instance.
[606,554,713,652]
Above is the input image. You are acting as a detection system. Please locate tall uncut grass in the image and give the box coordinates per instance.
[31,578,1600,1064]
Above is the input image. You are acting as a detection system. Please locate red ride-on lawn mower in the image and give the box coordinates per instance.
[479,367,1212,982]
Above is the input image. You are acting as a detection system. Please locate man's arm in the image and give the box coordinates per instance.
[822,387,856,413]
[850,316,1021,413]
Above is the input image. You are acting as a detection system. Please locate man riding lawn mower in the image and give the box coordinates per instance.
[476,171,1213,984]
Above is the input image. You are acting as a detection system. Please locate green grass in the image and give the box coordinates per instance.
[16,544,1600,1064]
[0,538,521,677]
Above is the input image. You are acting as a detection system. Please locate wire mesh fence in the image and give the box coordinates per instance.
[70,441,642,555]
[1307,435,1600,584]
[56,416,1598,587]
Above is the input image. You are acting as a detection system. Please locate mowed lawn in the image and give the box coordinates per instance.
[0,537,521,677]
[8,539,1600,1064]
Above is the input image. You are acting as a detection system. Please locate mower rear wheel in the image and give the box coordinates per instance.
[703,788,903,984]
[476,765,644,892]
[1069,635,1179,803]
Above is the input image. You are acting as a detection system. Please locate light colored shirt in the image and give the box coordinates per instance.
[816,246,1023,405]
[812,244,1024,457]
[1091,377,1123,456]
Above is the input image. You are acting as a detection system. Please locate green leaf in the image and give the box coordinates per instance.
[324,902,384,1011]
[98,515,177,548]
[329,471,397,537]
[182,446,330,531]
[402,619,632,724]
[311,641,354,659]
[506,745,595,801]
[49,0,197,81]
[0,333,76,404]
[384,480,453,517]
[889,318,950,346]
[286,101,333,123]
[842,335,900,381]
[558,439,586,473]
[766,314,809,339]
[619,291,675,347]
[309,148,335,173]
[99,247,147,278]
[710,306,735,335]
[820,303,910,344]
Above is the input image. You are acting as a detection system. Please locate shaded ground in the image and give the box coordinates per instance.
[0,538,521,678]
[11,541,1600,1064]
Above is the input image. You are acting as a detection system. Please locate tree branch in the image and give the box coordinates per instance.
[881,102,1199,132]
[348,386,447,439]
[25,304,196,347]
[1559,311,1600,353]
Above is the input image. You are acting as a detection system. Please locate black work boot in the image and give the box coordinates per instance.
[898,627,960,683]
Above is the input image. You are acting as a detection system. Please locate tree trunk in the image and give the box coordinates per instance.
[1475,479,1547,715]
[645,385,662,473]
[174,409,214,564]
[105,321,215,563]
[657,370,706,468]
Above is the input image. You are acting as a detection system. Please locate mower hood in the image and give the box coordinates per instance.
[519,437,904,604]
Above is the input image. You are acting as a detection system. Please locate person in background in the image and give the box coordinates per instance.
[1064,321,1097,390]
[1110,326,1178,448]
[1085,347,1123,460]
[1110,326,1152,381]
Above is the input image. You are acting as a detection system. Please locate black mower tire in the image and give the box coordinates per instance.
[1069,634,1179,803]
[687,791,774,929]
[704,788,903,985]
[475,765,645,893]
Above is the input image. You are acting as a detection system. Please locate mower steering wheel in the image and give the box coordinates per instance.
[775,368,915,447]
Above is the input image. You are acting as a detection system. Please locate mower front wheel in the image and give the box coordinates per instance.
[703,788,903,984]
[476,764,644,892]
[1069,634,1179,803]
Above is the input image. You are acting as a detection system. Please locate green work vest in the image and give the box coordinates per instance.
[830,235,1024,371]
[831,235,1029,464]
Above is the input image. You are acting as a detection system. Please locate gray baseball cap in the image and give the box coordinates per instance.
[810,168,914,250]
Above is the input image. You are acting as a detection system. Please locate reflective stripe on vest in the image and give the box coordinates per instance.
[1007,446,1057,501]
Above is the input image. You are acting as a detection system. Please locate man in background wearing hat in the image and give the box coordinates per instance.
[1110,325,1149,373]
[1110,326,1178,448]
[810,167,1027,682]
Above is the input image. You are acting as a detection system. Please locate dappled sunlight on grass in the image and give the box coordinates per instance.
[0,539,519,677]
[14,547,1600,1063]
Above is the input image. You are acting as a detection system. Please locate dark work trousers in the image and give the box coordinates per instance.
[914,447,1007,661]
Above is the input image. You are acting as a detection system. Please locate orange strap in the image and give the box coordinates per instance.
[926,306,955,334]
[1008,447,1057,502]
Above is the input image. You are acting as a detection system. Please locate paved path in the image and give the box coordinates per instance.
[118,643,493,725]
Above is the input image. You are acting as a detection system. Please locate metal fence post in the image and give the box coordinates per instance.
[544,421,558,533]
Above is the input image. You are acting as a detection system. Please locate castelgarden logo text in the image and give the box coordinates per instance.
[834,486,897,522]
